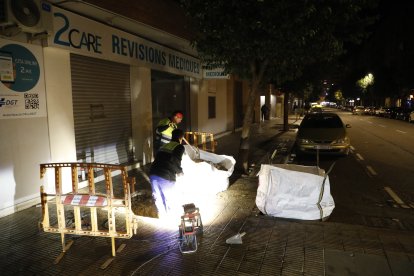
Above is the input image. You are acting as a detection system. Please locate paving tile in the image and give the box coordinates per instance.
[282,259,304,271]
[380,239,403,252]
[244,251,265,262]
[325,249,392,276]
[386,258,414,276]
[0,118,413,276]
[213,266,238,275]
[225,247,246,261]
[281,267,304,275]
[218,257,241,271]
[259,264,282,276]
[238,259,262,275]
[304,247,324,263]
[264,250,284,261]
[208,244,230,256]
[304,260,324,274]
[408,253,414,262]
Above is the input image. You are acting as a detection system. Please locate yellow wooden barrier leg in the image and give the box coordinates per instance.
[61,233,66,252]
[111,237,116,257]
[101,237,116,269]
[54,233,74,264]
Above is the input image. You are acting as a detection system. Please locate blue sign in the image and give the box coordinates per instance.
[0,44,40,92]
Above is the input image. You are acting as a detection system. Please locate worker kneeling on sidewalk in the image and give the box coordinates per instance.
[150,129,185,219]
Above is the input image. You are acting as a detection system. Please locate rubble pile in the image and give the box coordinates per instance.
[131,190,158,218]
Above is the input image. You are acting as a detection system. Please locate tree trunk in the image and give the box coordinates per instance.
[237,80,258,173]
[236,61,268,174]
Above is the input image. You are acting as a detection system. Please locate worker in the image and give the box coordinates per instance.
[154,110,183,153]
[149,128,185,219]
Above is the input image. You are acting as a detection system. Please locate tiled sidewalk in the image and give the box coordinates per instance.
[1,117,414,275]
[1,181,414,275]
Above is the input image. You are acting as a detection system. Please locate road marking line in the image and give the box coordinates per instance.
[384,187,410,209]
[396,130,406,134]
[378,124,386,128]
[367,121,373,124]
[366,166,377,176]
[350,146,355,151]
[356,153,364,160]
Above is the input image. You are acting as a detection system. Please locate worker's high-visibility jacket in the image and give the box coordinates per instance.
[150,141,184,181]
[155,118,177,150]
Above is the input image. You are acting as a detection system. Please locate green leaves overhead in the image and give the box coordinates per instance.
[180,0,376,84]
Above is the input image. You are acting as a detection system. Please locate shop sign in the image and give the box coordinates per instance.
[48,7,201,78]
[202,64,230,79]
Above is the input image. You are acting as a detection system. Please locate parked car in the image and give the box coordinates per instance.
[296,112,351,155]
[352,106,365,115]
[343,105,354,112]
[384,107,400,119]
[395,108,413,121]
[308,106,323,114]
[375,107,387,117]
[364,106,376,115]
[409,111,414,123]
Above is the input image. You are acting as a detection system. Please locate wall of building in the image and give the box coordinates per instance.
[0,117,51,217]
[226,79,235,131]
[130,66,153,165]
[0,2,240,217]
[83,0,192,40]
[197,79,229,134]
[0,38,52,217]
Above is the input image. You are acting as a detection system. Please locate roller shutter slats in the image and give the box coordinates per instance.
[70,54,132,165]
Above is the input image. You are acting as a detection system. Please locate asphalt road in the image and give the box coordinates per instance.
[293,108,414,231]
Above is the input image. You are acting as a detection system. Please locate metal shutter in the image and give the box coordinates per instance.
[71,54,132,165]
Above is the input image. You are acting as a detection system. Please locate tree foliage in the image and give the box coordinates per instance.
[179,0,377,172]
[181,0,376,84]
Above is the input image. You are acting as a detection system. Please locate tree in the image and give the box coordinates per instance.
[180,0,377,173]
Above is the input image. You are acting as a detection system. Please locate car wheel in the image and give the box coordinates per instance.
[343,147,350,156]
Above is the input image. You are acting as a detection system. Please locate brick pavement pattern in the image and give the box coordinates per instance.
[1,117,414,275]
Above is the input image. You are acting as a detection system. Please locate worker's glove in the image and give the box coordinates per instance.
[168,123,175,128]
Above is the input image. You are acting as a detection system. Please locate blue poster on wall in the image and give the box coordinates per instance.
[0,40,46,119]
[0,44,40,92]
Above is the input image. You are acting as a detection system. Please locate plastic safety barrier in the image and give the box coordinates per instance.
[184,131,216,152]
[39,162,137,268]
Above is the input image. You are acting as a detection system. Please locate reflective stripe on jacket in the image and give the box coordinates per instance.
[155,118,177,145]
[159,141,180,154]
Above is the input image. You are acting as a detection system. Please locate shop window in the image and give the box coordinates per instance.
[208,96,216,119]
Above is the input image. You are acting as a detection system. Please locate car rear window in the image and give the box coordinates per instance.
[301,115,343,128]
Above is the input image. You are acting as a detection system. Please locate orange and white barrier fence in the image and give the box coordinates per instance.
[184,131,216,153]
[39,162,137,268]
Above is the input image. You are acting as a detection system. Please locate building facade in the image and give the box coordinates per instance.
[0,0,280,217]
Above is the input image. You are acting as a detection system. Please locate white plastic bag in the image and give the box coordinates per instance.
[175,145,236,202]
[256,164,335,220]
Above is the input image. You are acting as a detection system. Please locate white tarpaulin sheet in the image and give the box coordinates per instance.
[256,164,335,220]
[175,145,236,200]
